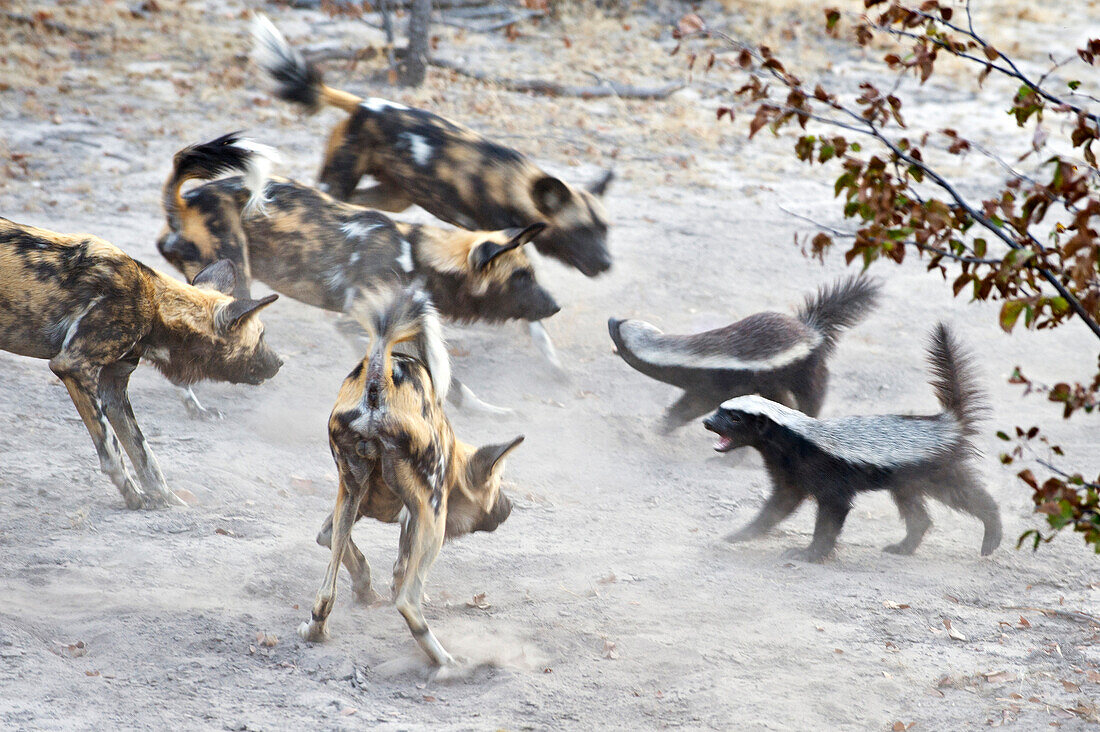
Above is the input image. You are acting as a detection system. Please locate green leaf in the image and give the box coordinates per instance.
[850,142,862,152]
[973,238,987,258]
[1000,300,1025,332]
[1068,80,1081,90]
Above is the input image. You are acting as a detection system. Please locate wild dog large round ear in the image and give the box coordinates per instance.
[191,259,239,295]
[531,176,572,215]
[504,222,549,247]
[469,236,524,271]
[471,435,526,484]
[216,293,279,332]
[587,169,614,197]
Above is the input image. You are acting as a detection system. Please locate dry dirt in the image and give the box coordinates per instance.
[1,0,1099,729]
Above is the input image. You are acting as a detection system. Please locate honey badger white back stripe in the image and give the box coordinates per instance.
[720,395,962,468]
[618,320,821,371]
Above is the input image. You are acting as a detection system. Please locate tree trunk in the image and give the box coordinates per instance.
[399,0,432,87]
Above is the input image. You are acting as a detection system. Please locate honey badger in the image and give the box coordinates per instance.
[299,286,523,671]
[156,133,559,411]
[251,14,613,277]
[703,323,1002,562]
[609,275,881,432]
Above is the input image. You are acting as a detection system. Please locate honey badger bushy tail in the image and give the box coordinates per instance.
[251,14,363,115]
[163,132,277,229]
[927,322,986,438]
[797,274,882,355]
[352,287,451,402]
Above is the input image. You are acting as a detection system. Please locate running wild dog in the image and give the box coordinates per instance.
[0,217,281,510]
[250,14,614,277]
[299,286,523,671]
[609,275,881,432]
[703,323,1002,562]
[156,133,559,410]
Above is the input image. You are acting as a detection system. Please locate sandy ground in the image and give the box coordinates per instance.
[1,0,1099,729]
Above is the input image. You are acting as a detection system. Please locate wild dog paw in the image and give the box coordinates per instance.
[352,585,385,606]
[429,657,467,683]
[139,489,184,510]
[182,399,224,421]
[881,542,916,556]
[297,620,329,643]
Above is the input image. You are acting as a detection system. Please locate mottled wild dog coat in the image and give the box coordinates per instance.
[157,133,560,328]
[251,14,613,277]
[703,323,1002,562]
[608,275,881,432]
[0,218,281,510]
[298,287,523,669]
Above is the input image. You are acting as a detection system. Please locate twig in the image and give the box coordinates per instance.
[436,9,543,33]
[1036,459,1100,491]
[1004,606,1100,628]
[429,57,684,99]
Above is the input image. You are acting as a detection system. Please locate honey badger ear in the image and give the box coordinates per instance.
[215,293,279,332]
[469,435,525,486]
[191,259,239,295]
[531,176,572,216]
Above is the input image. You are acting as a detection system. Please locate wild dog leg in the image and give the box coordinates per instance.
[447,377,515,417]
[99,360,184,508]
[347,183,415,213]
[392,506,412,599]
[299,472,362,642]
[784,498,849,562]
[725,480,806,543]
[315,512,334,548]
[379,455,454,667]
[527,321,565,374]
[181,386,224,420]
[49,361,147,510]
[343,533,384,604]
[883,488,932,555]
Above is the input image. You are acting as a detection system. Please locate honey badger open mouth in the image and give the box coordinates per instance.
[703,419,736,453]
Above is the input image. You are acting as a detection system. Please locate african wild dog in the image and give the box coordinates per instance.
[156,133,559,412]
[703,323,1002,562]
[251,14,613,278]
[609,275,881,432]
[299,286,523,671]
[0,217,281,510]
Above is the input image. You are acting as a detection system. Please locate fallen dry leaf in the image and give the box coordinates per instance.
[984,671,1018,684]
[57,640,87,658]
[255,632,278,648]
[891,722,913,731]
[1086,670,1100,683]
[84,670,99,677]
[422,695,436,702]
[676,13,706,36]
[1062,679,1081,692]
[340,708,357,716]
[289,476,317,496]
[597,573,617,585]
[603,640,619,660]
[1018,616,1032,628]
[466,593,491,610]
[214,527,234,537]
[175,488,198,505]
[944,619,967,641]
[883,600,911,610]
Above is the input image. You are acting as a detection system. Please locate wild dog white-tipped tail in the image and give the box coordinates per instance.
[232,138,281,216]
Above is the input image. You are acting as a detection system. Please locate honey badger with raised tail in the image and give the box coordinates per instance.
[609,275,881,432]
[703,323,1002,563]
[251,14,613,277]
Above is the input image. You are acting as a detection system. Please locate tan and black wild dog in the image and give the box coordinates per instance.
[299,286,522,671]
[251,14,613,277]
[157,133,559,410]
[0,218,281,510]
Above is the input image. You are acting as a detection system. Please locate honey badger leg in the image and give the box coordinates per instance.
[725,480,806,543]
[784,498,849,563]
[925,468,1003,556]
[663,391,717,433]
[883,489,932,555]
[299,474,363,642]
[346,183,414,213]
[99,360,184,508]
